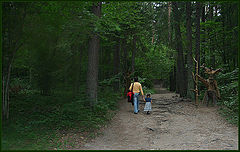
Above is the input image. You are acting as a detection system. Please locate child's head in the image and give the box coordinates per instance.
[147,94,151,98]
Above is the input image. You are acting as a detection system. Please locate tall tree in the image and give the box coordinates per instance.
[168,2,175,92]
[86,2,102,108]
[195,2,201,73]
[201,3,206,66]
[72,44,83,97]
[2,2,28,119]
[113,38,120,91]
[169,66,176,91]
[186,2,194,99]
[114,38,120,75]
[209,3,215,68]
[168,2,172,46]
[131,35,136,73]
[172,2,186,97]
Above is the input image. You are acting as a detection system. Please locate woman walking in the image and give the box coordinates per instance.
[129,77,145,114]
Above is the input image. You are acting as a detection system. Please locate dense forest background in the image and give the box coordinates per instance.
[2,1,239,150]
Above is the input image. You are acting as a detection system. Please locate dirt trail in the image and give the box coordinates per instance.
[78,85,238,150]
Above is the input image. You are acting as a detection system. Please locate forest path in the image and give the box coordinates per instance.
[78,85,238,150]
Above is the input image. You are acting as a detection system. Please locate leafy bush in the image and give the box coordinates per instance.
[137,76,153,89]
[217,68,238,125]
[142,86,155,95]
[135,44,175,82]
[99,73,121,87]
[9,78,31,95]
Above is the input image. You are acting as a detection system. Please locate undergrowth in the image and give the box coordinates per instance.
[217,68,239,125]
[2,86,121,150]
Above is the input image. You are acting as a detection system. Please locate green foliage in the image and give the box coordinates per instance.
[10,77,29,88]
[2,87,120,150]
[135,44,175,86]
[217,68,238,125]
[99,73,121,87]
[142,86,156,95]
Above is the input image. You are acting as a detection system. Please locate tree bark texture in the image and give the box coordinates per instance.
[195,2,201,98]
[221,7,227,65]
[113,38,120,91]
[186,2,194,99]
[131,35,136,73]
[209,3,215,68]
[86,2,101,107]
[114,38,120,75]
[201,4,206,66]
[169,65,176,92]
[72,44,82,97]
[195,2,201,74]
[122,37,132,96]
[2,3,27,120]
[122,38,128,72]
[2,62,13,120]
[168,2,172,46]
[172,2,186,97]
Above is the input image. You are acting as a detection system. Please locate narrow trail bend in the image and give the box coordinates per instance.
[79,85,238,150]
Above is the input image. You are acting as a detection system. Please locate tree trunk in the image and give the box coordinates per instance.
[2,45,23,120]
[2,58,13,120]
[113,38,120,91]
[86,2,102,108]
[115,39,120,75]
[2,40,22,120]
[122,37,131,96]
[168,2,174,91]
[195,2,201,99]
[73,46,82,97]
[221,8,227,65]
[122,38,128,72]
[186,2,194,99]
[201,4,206,65]
[2,3,27,120]
[169,65,176,92]
[172,2,186,97]
[2,76,6,120]
[209,3,215,68]
[75,55,82,95]
[195,2,201,74]
[168,2,172,46]
[29,68,32,84]
[132,35,136,73]
[152,28,155,44]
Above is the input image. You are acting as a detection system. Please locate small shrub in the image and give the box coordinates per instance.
[217,68,238,125]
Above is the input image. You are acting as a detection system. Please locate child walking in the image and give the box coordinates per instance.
[144,94,152,114]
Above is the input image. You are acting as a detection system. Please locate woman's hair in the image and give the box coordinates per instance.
[147,94,151,97]
[134,77,138,82]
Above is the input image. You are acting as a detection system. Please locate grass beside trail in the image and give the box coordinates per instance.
[2,88,121,150]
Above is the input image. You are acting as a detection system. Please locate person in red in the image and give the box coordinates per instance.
[127,89,134,105]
